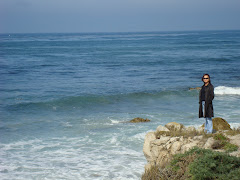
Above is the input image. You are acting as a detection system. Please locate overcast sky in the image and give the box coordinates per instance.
[1,0,240,33]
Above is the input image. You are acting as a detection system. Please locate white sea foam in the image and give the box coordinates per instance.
[0,135,145,180]
[110,119,121,124]
[229,123,240,129]
[130,130,155,141]
[215,86,240,95]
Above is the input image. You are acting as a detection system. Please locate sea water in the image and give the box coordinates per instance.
[0,31,240,179]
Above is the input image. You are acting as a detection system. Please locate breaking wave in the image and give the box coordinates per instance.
[215,86,240,95]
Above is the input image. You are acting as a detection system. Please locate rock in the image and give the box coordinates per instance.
[143,132,156,162]
[229,151,240,157]
[179,136,184,142]
[181,142,198,153]
[151,145,161,160]
[213,117,232,131]
[228,134,240,157]
[169,137,180,143]
[129,117,150,123]
[193,135,203,141]
[204,137,215,149]
[156,125,170,132]
[189,87,201,90]
[185,126,196,132]
[228,134,240,146]
[143,120,239,172]
[165,122,184,131]
[171,141,182,154]
[151,137,171,146]
[202,117,232,131]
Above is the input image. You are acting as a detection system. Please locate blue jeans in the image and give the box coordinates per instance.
[202,101,213,134]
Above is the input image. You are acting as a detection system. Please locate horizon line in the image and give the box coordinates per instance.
[1,28,240,35]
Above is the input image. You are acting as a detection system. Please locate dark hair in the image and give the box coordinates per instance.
[202,74,211,83]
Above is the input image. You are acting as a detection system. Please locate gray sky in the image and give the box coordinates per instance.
[1,0,240,33]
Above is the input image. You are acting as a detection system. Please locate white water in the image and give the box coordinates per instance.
[215,86,240,95]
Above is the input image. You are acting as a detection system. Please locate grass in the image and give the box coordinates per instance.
[142,147,240,180]
[225,127,240,136]
[155,128,215,141]
[155,128,205,139]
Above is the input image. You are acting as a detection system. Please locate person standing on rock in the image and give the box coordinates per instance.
[199,74,214,134]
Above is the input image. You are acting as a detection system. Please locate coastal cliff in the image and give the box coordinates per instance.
[142,118,240,179]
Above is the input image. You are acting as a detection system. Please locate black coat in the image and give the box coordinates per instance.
[199,83,214,118]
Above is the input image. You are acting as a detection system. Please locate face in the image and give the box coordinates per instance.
[203,75,210,83]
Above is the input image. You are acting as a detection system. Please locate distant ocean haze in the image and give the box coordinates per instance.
[0,30,240,180]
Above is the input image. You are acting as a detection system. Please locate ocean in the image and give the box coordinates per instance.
[0,30,240,179]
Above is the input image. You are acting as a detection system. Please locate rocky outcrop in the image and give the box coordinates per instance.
[143,121,240,170]
[129,117,150,123]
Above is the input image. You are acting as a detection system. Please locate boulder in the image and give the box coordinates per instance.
[213,117,232,130]
[156,125,170,132]
[165,122,184,131]
[202,117,232,131]
[129,117,150,123]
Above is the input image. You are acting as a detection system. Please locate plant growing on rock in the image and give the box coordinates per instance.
[142,147,240,180]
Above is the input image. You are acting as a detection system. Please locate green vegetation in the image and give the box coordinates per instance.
[224,143,239,153]
[213,133,239,153]
[142,147,240,180]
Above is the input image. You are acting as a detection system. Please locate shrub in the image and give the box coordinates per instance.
[142,147,240,180]
[188,148,240,180]
[224,143,239,153]
[141,165,163,180]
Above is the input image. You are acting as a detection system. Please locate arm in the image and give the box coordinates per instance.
[210,85,214,101]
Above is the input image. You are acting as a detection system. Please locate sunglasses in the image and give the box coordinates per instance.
[203,78,209,79]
